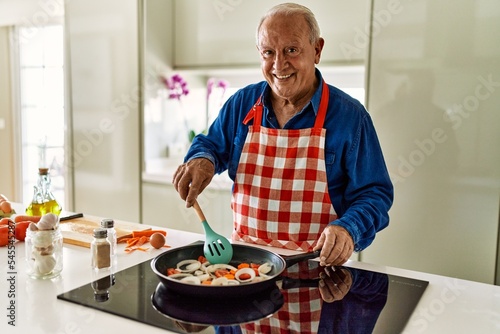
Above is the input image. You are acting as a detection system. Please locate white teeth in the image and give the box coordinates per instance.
[276,74,291,79]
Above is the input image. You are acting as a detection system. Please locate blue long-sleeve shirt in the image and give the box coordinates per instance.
[186,69,393,251]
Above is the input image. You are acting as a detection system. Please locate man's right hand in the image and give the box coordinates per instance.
[172,158,215,207]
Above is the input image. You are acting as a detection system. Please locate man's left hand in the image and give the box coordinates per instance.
[318,267,353,303]
[313,225,354,266]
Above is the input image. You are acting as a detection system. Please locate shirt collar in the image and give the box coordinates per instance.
[262,68,324,117]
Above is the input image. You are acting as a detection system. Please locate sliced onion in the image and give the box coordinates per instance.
[180,276,201,285]
[206,263,237,273]
[195,273,210,282]
[176,260,201,273]
[205,263,238,278]
[168,273,192,280]
[226,279,240,285]
[211,277,229,286]
[258,262,273,275]
[235,267,256,283]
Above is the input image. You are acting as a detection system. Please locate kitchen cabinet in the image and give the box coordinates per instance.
[65,0,141,222]
[174,0,370,68]
[142,181,234,238]
[362,0,500,284]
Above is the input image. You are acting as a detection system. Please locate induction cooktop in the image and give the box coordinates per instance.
[57,256,428,334]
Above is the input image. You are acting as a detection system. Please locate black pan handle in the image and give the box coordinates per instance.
[282,250,320,268]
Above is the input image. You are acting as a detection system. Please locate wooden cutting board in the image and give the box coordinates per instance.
[59,215,151,248]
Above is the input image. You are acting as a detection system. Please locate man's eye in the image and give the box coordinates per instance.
[286,48,298,55]
[261,50,274,58]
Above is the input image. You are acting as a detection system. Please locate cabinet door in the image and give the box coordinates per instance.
[174,0,370,68]
[66,0,141,221]
[363,0,500,284]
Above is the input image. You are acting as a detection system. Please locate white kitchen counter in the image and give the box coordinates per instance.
[1,208,500,333]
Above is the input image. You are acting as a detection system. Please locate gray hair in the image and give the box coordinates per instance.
[256,3,321,45]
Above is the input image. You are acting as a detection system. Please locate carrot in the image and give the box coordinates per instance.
[238,263,250,269]
[167,268,180,276]
[14,215,41,223]
[126,238,140,247]
[124,235,150,253]
[136,236,148,246]
[131,230,166,238]
[121,232,170,254]
[124,246,149,253]
[214,269,229,278]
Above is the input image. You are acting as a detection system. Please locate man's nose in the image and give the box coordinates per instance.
[273,52,288,70]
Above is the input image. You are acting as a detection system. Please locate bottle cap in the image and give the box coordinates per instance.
[101,219,114,228]
[93,228,108,238]
[38,168,49,175]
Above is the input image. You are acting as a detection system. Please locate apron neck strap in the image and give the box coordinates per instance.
[244,80,329,129]
[313,80,329,129]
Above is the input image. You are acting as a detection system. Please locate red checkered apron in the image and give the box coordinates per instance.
[231,80,338,252]
[242,262,324,334]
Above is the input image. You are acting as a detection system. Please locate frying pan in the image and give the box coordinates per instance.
[151,242,320,297]
[152,280,284,326]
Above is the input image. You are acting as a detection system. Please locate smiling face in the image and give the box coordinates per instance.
[257,13,324,105]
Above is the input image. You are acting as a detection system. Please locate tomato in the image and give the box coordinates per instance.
[239,273,252,280]
[0,218,12,226]
[15,221,30,241]
[0,200,12,213]
[0,226,9,247]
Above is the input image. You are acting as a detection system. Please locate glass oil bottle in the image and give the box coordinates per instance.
[26,168,62,216]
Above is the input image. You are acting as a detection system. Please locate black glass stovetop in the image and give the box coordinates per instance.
[57,256,428,334]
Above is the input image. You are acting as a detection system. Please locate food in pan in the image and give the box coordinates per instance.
[165,255,274,285]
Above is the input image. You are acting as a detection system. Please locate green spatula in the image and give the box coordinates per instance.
[192,200,233,264]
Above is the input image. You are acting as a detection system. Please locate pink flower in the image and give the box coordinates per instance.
[161,74,189,100]
[207,78,228,100]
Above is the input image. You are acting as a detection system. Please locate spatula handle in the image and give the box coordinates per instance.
[192,200,207,223]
